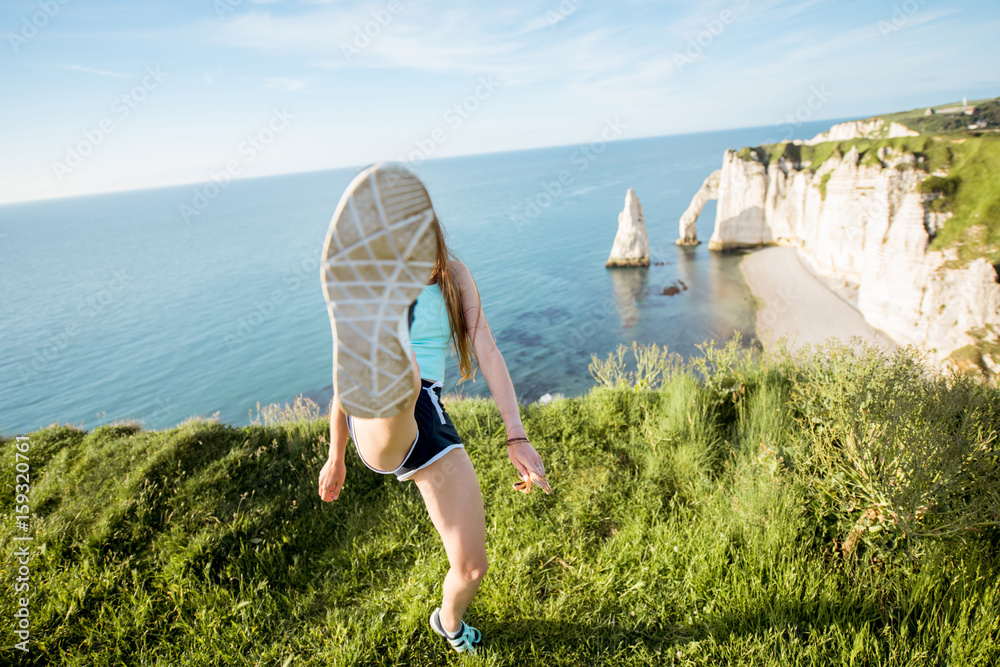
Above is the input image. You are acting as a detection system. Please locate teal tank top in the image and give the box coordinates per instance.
[410,283,450,382]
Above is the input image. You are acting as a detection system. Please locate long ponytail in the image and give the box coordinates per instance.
[430,220,478,383]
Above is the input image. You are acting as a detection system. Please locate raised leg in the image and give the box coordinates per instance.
[320,163,438,420]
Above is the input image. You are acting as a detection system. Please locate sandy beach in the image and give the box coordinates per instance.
[740,246,897,353]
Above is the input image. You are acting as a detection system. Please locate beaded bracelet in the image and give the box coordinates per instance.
[506,437,530,446]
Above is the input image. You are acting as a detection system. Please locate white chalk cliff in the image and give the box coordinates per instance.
[804,117,919,145]
[696,133,1000,377]
[606,188,650,267]
[676,170,719,246]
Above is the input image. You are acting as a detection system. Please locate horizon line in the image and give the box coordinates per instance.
[0,108,921,208]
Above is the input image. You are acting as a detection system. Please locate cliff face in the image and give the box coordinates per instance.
[804,117,919,145]
[676,170,719,246]
[707,145,1000,376]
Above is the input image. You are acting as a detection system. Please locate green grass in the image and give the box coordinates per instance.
[818,173,832,201]
[879,97,1000,136]
[3,339,999,666]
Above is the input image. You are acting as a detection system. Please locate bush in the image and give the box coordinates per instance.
[920,174,962,198]
[790,342,1000,559]
[589,341,682,391]
[250,394,323,427]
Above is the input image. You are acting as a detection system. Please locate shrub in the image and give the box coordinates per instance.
[588,341,681,391]
[791,342,1000,559]
[250,395,322,427]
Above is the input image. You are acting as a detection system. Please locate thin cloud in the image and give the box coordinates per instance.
[206,2,663,92]
[62,65,134,79]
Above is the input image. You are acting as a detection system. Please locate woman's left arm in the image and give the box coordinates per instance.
[452,261,546,484]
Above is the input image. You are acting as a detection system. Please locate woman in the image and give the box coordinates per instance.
[317,162,549,655]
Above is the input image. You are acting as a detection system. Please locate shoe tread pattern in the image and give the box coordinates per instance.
[321,165,438,418]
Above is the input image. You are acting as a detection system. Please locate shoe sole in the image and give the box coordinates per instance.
[320,163,439,419]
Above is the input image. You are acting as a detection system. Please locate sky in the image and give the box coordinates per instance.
[0,0,997,204]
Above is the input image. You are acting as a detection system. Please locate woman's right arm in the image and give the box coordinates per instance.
[319,400,349,501]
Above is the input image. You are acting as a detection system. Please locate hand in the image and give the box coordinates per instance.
[507,440,549,494]
[318,457,346,502]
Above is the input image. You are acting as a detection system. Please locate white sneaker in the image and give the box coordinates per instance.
[320,163,439,419]
[429,607,482,654]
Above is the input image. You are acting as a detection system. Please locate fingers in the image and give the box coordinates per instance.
[519,452,545,478]
[531,448,546,476]
[318,473,341,502]
[521,444,545,477]
[510,456,531,493]
[511,457,529,479]
[508,442,550,494]
[318,458,346,502]
[528,470,552,494]
[532,455,545,477]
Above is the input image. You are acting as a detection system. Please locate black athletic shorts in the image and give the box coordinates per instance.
[346,379,465,480]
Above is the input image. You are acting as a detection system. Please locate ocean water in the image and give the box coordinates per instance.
[0,120,838,435]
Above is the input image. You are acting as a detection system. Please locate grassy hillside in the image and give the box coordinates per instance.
[880,97,1000,136]
[2,339,999,666]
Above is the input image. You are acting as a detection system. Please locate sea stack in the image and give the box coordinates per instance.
[676,169,719,246]
[605,188,650,267]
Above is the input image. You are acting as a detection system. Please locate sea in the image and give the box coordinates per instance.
[0,119,840,435]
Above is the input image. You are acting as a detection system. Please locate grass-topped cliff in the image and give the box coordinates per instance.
[882,97,1000,136]
[3,339,999,665]
[734,97,1000,267]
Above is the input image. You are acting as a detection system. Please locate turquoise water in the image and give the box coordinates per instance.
[0,120,836,435]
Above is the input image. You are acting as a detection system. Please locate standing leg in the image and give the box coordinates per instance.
[410,448,488,634]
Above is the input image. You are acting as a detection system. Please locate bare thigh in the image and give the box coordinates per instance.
[410,448,487,572]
